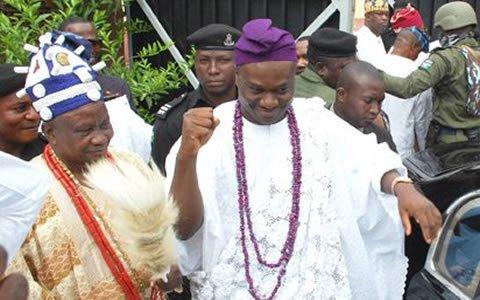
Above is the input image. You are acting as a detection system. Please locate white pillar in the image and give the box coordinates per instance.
[297,0,355,39]
[334,0,355,33]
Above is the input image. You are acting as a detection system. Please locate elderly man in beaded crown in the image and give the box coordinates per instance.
[7,31,180,298]
[167,19,442,299]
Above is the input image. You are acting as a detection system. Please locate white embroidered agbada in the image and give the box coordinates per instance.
[355,26,387,65]
[167,98,408,299]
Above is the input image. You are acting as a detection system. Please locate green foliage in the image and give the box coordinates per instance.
[0,0,192,123]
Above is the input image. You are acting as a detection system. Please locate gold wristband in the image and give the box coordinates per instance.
[391,176,414,196]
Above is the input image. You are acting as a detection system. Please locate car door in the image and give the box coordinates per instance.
[421,190,480,299]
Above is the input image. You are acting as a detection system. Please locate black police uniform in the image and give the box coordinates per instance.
[151,23,241,176]
[151,87,214,175]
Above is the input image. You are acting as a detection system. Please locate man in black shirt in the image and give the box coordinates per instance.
[332,61,397,152]
[151,24,241,175]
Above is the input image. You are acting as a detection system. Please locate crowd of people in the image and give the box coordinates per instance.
[2,0,479,298]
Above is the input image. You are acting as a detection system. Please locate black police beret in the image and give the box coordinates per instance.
[308,27,357,58]
[187,23,241,50]
[0,64,26,97]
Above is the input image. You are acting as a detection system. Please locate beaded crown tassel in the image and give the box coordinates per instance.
[14,30,106,121]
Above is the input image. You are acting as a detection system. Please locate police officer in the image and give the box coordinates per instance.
[151,24,241,175]
[381,1,480,146]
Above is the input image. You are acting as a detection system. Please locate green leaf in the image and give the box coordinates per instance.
[0,0,192,122]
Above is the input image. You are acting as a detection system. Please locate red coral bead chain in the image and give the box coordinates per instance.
[43,145,142,300]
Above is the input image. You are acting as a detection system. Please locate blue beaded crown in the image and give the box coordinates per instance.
[15,31,106,121]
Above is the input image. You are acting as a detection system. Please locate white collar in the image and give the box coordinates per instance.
[330,103,364,132]
[359,25,382,40]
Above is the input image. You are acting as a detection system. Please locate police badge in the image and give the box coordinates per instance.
[224,33,235,47]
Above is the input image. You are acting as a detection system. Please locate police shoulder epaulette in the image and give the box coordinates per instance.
[156,93,186,119]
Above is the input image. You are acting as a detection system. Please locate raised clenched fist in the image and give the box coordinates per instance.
[179,107,219,157]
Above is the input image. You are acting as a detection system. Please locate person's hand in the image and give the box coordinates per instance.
[152,265,183,293]
[0,246,28,300]
[179,107,219,159]
[0,273,29,300]
[395,183,442,244]
[372,114,387,130]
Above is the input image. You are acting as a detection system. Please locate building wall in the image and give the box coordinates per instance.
[131,0,480,66]
[130,0,338,62]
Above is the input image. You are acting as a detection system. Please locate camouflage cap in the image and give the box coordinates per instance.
[434,1,477,31]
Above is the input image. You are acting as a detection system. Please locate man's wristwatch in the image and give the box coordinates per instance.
[391,176,414,196]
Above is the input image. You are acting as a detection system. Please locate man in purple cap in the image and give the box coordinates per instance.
[168,19,441,299]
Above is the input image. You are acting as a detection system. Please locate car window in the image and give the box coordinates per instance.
[434,199,480,298]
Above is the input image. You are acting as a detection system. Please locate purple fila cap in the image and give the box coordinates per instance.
[234,19,297,66]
